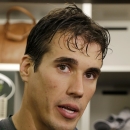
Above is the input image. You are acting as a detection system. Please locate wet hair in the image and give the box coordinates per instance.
[25,4,110,72]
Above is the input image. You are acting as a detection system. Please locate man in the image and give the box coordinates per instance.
[0,4,110,130]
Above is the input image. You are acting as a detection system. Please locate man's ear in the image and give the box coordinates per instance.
[20,55,33,82]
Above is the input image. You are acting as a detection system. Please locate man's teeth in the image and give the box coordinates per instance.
[63,108,74,113]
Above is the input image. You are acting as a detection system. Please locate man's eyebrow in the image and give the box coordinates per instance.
[54,57,101,74]
[87,67,101,75]
[54,57,78,65]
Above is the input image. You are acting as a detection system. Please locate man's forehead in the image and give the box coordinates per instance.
[51,32,102,59]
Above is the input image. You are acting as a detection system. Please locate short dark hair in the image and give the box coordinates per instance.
[25,4,110,71]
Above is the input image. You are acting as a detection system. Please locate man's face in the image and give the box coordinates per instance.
[23,33,102,130]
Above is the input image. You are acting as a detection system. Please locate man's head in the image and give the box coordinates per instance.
[19,4,110,130]
[25,4,110,72]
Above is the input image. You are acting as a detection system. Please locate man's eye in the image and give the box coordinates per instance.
[58,64,70,73]
[85,72,95,80]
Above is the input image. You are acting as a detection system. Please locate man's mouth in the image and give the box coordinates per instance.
[62,107,75,113]
[57,104,79,119]
[60,105,78,113]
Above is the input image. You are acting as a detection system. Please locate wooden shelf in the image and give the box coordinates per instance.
[101,65,130,72]
[0,64,20,71]
[0,64,130,72]
[0,0,130,4]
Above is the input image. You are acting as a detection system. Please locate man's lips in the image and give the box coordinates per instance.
[57,104,79,119]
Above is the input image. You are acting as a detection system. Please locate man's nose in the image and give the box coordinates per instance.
[66,74,84,98]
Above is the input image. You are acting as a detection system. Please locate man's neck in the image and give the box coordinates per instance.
[12,108,37,130]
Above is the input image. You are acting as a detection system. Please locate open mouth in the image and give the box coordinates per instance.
[57,104,79,119]
[62,107,75,114]
[59,106,78,113]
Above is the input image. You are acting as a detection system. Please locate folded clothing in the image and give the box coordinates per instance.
[94,114,119,130]
[121,118,130,130]
[94,108,130,130]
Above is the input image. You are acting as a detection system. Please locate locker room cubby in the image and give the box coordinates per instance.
[90,71,130,130]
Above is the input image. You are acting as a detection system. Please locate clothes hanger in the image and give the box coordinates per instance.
[0,73,15,100]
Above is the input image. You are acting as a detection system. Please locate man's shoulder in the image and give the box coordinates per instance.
[0,118,8,130]
[0,117,16,130]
